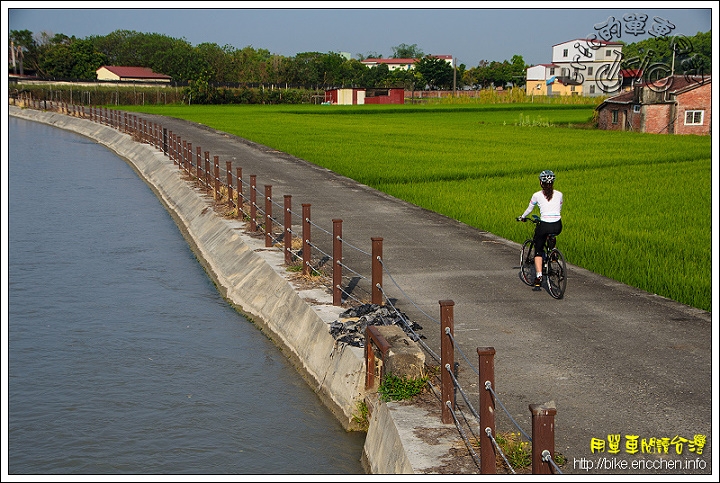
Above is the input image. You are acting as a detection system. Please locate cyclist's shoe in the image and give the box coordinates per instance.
[534,275,542,287]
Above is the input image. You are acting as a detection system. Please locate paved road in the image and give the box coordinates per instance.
[140,113,713,475]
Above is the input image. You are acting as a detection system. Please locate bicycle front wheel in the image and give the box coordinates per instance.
[547,249,567,299]
[520,240,536,286]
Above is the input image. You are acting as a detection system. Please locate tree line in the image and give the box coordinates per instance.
[8,29,710,104]
[8,30,528,90]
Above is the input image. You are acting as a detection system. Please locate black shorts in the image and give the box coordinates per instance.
[534,220,562,257]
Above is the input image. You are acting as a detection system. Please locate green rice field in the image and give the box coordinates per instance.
[122,103,713,312]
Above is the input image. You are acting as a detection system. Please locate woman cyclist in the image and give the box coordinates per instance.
[517,170,563,287]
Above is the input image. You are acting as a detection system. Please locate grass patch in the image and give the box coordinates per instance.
[378,373,429,402]
[351,400,369,432]
[494,431,532,469]
[482,431,566,472]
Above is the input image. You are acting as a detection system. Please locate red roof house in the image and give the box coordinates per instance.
[96,66,172,83]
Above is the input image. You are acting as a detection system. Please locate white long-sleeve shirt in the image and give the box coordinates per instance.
[521,190,563,222]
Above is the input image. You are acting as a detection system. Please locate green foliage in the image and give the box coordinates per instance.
[620,30,712,76]
[465,55,527,89]
[9,29,38,75]
[392,43,424,59]
[37,37,107,80]
[494,432,531,469]
[87,30,203,82]
[414,55,454,90]
[351,401,369,431]
[13,26,710,90]
[378,373,429,402]
[121,103,711,312]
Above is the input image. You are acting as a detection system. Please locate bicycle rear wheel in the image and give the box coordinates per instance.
[546,248,567,299]
[520,240,536,286]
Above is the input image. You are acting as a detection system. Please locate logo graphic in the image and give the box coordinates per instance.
[573,14,707,94]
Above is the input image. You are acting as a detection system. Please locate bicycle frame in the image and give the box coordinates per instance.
[518,215,567,299]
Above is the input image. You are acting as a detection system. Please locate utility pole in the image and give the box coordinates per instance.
[453,57,457,96]
[11,41,17,74]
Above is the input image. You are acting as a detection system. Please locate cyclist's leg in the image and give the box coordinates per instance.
[533,227,545,280]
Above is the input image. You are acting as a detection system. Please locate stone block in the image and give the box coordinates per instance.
[375,325,425,379]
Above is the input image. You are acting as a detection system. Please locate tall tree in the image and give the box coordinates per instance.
[414,55,453,89]
[392,43,424,59]
[194,42,234,83]
[9,29,36,75]
[620,30,711,77]
[510,55,527,87]
[37,37,107,80]
[229,46,274,84]
[357,51,383,60]
[339,58,368,87]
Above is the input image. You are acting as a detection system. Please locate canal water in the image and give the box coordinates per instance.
[6,116,366,475]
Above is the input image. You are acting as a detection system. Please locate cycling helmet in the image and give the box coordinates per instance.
[539,170,555,183]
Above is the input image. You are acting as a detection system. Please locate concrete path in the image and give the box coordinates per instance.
[60,111,718,475]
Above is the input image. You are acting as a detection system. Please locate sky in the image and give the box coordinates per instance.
[3,2,715,68]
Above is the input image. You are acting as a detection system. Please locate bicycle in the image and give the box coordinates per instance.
[517,214,567,299]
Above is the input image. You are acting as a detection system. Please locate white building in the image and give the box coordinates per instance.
[526,39,624,97]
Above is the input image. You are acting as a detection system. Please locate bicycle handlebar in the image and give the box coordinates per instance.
[516,215,541,224]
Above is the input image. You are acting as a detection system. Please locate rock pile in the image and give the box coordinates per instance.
[329,303,425,348]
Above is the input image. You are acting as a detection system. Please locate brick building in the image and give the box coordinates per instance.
[595,75,711,135]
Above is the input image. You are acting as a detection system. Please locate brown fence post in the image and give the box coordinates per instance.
[236,167,243,218]
[178,137,183,167]
[176,136,181,166]
[213,156,220,200]
[168,132,174,162]
[202,151,209,189]
[196,146,202,179]
[226,161,234,207]
[264,185,273,247]
[371,237,383,305]
[186,142,192,174]
[333,219,343,306]
[440,300,455,424]
[181,140,187,171]
[478,347,497,474]
[249,175,258,231]
[302,204,311,276]
[284,195,293,265]
[530,404,557,475]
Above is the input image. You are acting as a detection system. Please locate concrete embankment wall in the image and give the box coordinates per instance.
[9,105,419,474]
